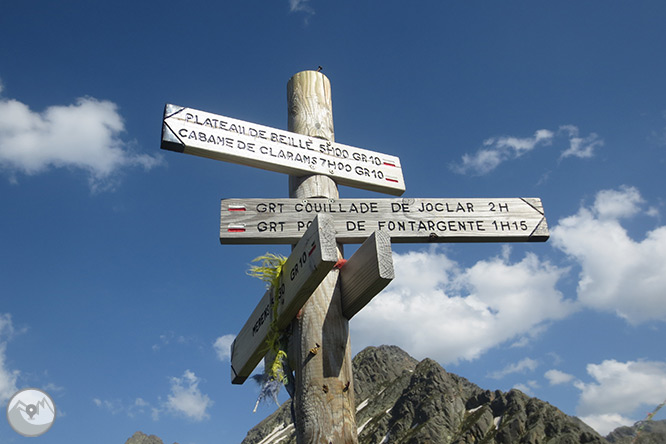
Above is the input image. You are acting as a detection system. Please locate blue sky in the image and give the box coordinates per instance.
[1,1,666,442]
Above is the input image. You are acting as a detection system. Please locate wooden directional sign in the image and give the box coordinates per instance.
[161,104,405,196]
[220,197,549,244]
[230,214,338,385]
[340,230,394,320]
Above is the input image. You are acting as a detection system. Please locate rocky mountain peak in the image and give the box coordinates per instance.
[124,345,665,444]
[124,431,168,444]
[606,419,666,443]
[241,345,608,444]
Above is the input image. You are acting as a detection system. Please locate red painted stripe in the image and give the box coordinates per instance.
[228,228,246,232]
[228,207,246,211]
[386,178,399,183]
[308,242,317,256]
[383,161,396,167]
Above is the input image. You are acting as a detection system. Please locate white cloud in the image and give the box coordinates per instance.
[0,313,19,403]
[650,110,666,145]
[551,186,666,324]
[165,370,213,422]
[452,129,554,175]
[93,396,154,419]
[593,186,644,220]
[452,125,602,175]
[213,334,236,362]
[0,313,16,341]
[488,358,539,379]
[545,369,575,385]
[289,0,314,23]
[513,380,539,397]
[581,413,634,436]
[92,398,124,415]
[559,125,603,159]
[0,343,19,403]
[351,248,574,364]
[152,331,192,352]
[289,0,313,13]
[0,85,162,191]
[574,359,666,435]
[93,371,213,422]
[129,397,151,418]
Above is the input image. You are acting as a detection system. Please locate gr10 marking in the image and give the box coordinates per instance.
[219,197,549,244]
[161,104,405,196]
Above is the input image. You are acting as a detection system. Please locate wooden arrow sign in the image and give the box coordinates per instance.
[219,197,549,244]
[161,104,405,196]
[230,214,338,384]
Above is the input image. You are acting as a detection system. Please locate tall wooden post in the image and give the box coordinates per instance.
[287,71,358,444]
[162,69,550,444]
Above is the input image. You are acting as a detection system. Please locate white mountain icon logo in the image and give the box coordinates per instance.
[6,388,56,437]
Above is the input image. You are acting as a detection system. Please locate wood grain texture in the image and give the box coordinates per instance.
[288,71,358,444]
[219,197,550,244]
[287,71,335,142]
[161,103,405,195]
[340,230,394,320]
[230,214,338,384]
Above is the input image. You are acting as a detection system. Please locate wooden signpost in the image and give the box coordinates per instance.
[161,70,550,444]
[219,197,549,244]
[161,104,405,196]
[230,214,338,384]
[230,224,395,384]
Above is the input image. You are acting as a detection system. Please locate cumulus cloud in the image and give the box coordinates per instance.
[451,125,602,175]
[545,369,575,385]
[213,334,236,362]
[574,359,666,435]
[165,370,213,422]
[351,248,574,364]
[0,84,162,191]
[0,314,19,403]
[593,186,644,220]
[551,186,666,324]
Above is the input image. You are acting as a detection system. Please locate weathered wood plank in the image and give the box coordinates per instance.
[161,103,405,196]
[220,197,549,244]
[230,214,338,385]
[340,230,394,320]
[287,70,358,444]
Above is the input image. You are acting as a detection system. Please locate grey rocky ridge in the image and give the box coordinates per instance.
[240,345,660,444]
[125,345,664,443]
[606,419,666,444]
[124,431,178,444]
